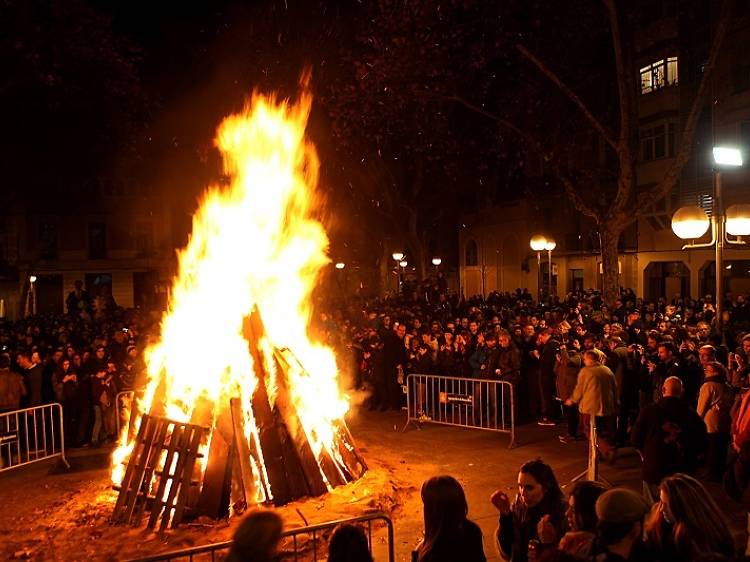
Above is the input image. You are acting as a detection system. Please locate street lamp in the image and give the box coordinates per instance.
[392,252,404,293]
[671,145,748,336]
[334,262,346,270]
[544,238,556,300]
[25,275,37,317]
[432,257,442,267]
[530,235,547,303]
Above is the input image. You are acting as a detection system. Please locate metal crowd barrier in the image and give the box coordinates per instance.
[127,512,395,562]
[403,373,516,448]
[0,403,70,472]
[115,390,135,437]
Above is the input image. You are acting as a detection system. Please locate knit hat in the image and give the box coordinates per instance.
[595,488,650,523]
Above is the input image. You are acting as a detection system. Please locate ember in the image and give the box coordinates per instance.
[111,74,366,528]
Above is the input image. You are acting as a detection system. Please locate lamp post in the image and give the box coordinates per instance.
[392,252,404,294]
[431,257,441,275]
[544,238,557,300]
[530,235,547,303]
[399,260,408,294]
[671,146,748,336]
[25,275,37,317]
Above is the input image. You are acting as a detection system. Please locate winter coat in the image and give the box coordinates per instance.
[697,375,734,434]
[497,344,522,383]
[0,368,26,410]
[496,495,567,562]
[631,396,708,484]
[570,364,617,417]
[555,349,581,401]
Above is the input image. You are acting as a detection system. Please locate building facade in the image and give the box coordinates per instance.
[460,3,750,300]
[0,178,180,319]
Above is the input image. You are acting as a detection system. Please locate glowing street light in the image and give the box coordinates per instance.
[432,257,442,267]
[399,260,408,268]
[334,262,345,270]
[29,275,37,283]
[544,238,556,299]
[712,146,743,167]
[670,144,749,337]
[529,235,547,303]
[671,206,710,241]
[726,204,750,236]
[392,252,404,261]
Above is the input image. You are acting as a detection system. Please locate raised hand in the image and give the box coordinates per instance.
[490,490,511,515]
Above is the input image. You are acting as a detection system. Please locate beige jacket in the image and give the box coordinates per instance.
[571,364,617,417]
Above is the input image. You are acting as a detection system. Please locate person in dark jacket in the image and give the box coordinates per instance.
[382,323,407,410]
[536,329,560,426]
[492,459,567,562]
[555,343,582,443]
[413,475,486,562]
[630,376,708,503]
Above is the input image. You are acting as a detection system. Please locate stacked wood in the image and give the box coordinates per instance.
[114,305,368,526]
[111,415,206,529]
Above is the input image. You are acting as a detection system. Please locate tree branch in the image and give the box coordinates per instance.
[604,0,637,216]
[446,94,600,221]
[516,43,618,151]
[640,0,734,211]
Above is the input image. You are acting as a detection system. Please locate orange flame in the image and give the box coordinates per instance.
[112,80,349,502]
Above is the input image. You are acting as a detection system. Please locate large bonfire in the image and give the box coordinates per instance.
[111,76,363,515]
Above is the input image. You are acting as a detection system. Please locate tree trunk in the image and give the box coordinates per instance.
[599,224,622,306]
[406,208,427,281]
[379,243,394,296]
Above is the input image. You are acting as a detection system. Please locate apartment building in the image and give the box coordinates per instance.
[460,2,750,300]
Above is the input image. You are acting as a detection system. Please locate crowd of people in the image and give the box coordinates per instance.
[226,461,737,562]
[0,281,153,451]
[7,276,750,559]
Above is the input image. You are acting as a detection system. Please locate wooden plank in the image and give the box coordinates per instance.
[244,309,309,504]
[158,424,193,531]
[171,425,205,527]
[133,419,170,525]
[112,414,151,522]
[230,398,258,509]
[270,352,328,496]
[119,415,160,523]
[147,423,184,529]
[334,420,368,479]
[195,412,233,519]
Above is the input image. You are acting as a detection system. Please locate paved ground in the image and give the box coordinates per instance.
[350,411,644,561]
[0,409,745,561]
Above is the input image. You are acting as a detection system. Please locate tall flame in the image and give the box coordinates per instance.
[112,80,349,500]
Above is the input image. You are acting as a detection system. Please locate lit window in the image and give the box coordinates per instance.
[640,57,678,94]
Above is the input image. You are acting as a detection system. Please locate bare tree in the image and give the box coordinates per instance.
[453,0,733,304]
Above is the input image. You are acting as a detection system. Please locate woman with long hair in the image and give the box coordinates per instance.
[644,473,734,561]
[492,459,567,562]
[414,475,486,562]
[558,481,606,559]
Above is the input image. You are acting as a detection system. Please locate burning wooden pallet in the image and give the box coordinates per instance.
[111,414,206,529]
[113,308,367,529]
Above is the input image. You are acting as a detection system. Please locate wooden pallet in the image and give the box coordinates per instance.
[112,414,206,529]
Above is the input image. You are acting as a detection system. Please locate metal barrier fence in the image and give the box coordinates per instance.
[0,403,70,472]
[115,390,135,437]
[127,512,395,562]
[403,373,516,448]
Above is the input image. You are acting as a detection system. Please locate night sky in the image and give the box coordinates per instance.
[2,0,709,271]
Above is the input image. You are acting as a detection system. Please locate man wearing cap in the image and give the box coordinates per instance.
[592,488,650,561]
[630,376,707,503]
